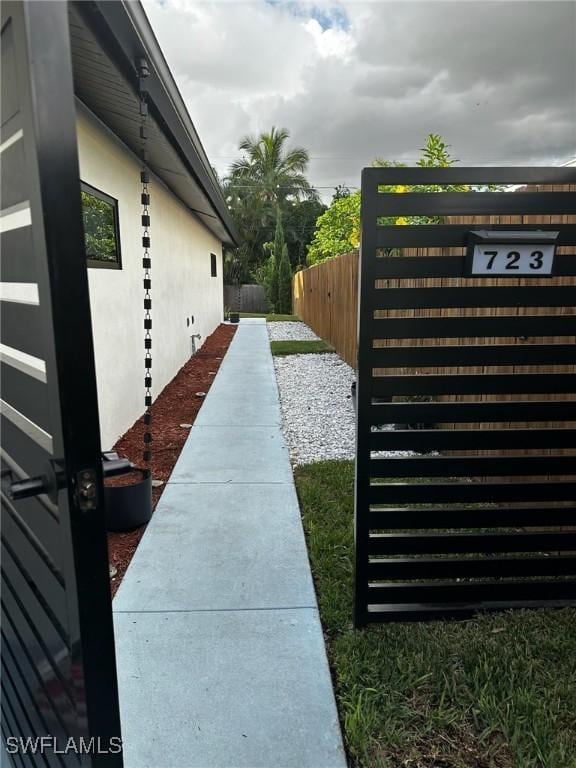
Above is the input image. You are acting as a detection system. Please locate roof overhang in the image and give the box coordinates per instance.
[69,1,238,247]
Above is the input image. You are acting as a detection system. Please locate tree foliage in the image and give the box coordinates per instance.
[277,244,293,315]
[253,244,276,311]
[307,134,467,265]
[282,199,327,268]
[230,127,316,206]
[81,191,118,263]
[223,127,320,283]
[270,209,284,308]
[307,191,361,266]
[332,184,352,201]
[256,207,293,313]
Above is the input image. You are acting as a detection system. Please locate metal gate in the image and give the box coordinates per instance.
[355,166,576,625]
[1,3,123,764]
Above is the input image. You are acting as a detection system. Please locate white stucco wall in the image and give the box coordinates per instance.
[76,108,224,449]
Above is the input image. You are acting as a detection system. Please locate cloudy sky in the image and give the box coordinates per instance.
[143,0,576,199]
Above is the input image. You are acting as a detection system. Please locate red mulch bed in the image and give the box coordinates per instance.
[107,323,236,596]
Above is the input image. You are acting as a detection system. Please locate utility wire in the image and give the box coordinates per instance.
[225,184,359,190]
[212,154,558,162]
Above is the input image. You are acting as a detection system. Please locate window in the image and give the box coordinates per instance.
[210,252,217,277]
[81,182,121,269]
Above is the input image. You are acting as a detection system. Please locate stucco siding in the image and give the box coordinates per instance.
[76,109,224,449]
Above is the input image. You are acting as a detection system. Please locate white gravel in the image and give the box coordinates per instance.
[267,321,320,341]
[273,352,358,465]
[272,331,412,465]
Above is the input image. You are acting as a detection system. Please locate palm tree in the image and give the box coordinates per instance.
[228,127,318,209]
[222,127,318,285]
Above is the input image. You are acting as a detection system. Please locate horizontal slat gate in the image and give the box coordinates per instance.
[0,15,66,756]
[355,166,576,624]
[1,3,122,764]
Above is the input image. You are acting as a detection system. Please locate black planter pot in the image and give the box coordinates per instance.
[104,471,153,532]
[228,312,240,324]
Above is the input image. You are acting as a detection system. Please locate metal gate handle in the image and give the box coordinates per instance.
[9,475,52,501]
[7,455,133,502]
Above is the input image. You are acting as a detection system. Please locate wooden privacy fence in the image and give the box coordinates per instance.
[293,184,576,379]
[293,250,359,367]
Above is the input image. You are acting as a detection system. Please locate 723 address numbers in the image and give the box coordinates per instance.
[470,244,555,276]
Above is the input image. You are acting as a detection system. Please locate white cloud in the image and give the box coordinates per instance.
[303,18,356,58]
[146,1,317,98]
[143,0,576,199]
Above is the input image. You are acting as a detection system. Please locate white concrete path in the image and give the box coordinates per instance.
[113,319,347,768]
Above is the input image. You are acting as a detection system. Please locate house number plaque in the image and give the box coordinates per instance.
[470,244,555,275]
[467,230,559,277]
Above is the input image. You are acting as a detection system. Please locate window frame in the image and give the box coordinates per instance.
[210,252,218,278]
[81,181,122,270]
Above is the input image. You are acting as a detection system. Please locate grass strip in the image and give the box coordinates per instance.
[270,339,334,356]
[294,460,576,768]
[238,312,300,322]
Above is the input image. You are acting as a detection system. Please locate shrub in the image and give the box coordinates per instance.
[277,244,293,314]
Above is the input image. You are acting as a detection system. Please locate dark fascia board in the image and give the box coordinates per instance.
[73,0,238,247]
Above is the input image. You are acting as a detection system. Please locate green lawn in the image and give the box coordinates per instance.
[294,460,576,768]
[238,312,300,322]
[270,339,334,356]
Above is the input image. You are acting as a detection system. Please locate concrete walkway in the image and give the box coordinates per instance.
[113,319,347,768]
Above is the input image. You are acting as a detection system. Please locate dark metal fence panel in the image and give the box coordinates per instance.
[355,166,576,625]
[1,3,122,764]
